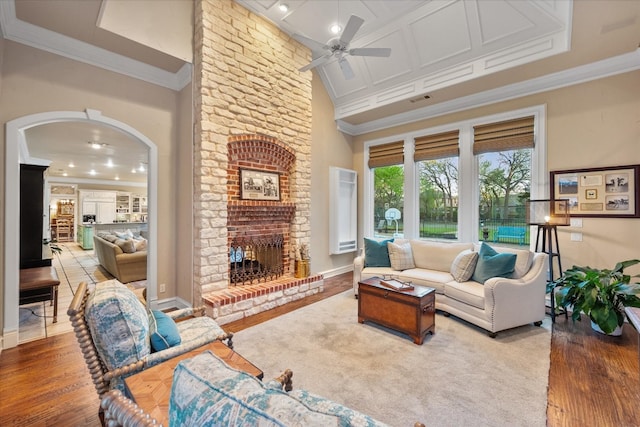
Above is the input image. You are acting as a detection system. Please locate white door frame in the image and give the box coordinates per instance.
[3,109,158,348]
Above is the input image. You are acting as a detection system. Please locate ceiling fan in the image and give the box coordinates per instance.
[294,15,391,80]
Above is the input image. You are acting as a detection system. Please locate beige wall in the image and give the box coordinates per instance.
[176,82,194,303]
[310,71,356,274]
[353,70,640,272]
[0,41,187,335]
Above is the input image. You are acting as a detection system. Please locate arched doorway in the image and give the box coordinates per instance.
[3,109,158,348]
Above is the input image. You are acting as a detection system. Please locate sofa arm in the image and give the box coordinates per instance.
[353,255,365,294]
[115,251,147,265]
[483,253,548,332]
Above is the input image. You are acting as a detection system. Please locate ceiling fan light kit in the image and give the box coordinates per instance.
[295,14,391,80]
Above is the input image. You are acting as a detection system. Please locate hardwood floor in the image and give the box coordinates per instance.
[1,272,638,426]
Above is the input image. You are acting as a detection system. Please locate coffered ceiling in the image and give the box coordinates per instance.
[2,0,640,183]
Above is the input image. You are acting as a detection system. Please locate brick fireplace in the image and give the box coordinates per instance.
[202,134,323,324]
[194,1,321,325]
[227,134,296,283]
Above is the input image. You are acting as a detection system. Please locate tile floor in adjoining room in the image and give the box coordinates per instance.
[18,242,113,344]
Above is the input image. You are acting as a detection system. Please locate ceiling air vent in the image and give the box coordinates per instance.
[409,95,431,104]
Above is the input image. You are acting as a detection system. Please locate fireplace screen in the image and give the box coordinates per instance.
[230,234,284,285]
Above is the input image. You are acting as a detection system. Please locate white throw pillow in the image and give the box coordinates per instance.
[387,241,415,271]
[450,249,479,282]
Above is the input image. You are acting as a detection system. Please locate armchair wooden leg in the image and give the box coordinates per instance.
[225,332,234,349]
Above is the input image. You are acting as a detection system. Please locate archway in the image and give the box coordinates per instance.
[3,109,158,348]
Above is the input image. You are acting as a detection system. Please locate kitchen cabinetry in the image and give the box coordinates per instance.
[79,191,116,224]
[77,225,94,250]
[116,193,131,222]
[131,195,147,213]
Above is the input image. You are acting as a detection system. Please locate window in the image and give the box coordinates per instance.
[475,116,534,246]
[369,141,404,238]
[365,108,544,244]
[415,130,460,240]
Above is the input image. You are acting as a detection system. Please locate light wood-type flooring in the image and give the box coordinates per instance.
[1,252,638,426]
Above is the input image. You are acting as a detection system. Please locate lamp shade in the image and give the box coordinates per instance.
[526,199,570,226]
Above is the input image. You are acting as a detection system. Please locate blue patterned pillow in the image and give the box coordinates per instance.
[84,280,150,371]
[364,238,394,267]
[471,242,517,283]
[149,310,181,352]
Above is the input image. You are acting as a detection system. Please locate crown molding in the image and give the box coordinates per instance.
[0,0,190,91]
[338,48,640,136]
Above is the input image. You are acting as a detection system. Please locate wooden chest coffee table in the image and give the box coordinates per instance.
[358,277,435,345]
[124,341,263,425]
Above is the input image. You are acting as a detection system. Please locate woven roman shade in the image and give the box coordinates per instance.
[414,130,460,161]
[368,141,404,168]
[473,116,534,154]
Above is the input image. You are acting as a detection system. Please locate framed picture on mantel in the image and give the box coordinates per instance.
[550,164,640,218]
[240,168,280,201]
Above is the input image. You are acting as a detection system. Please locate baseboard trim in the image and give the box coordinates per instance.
[319,264,353,278]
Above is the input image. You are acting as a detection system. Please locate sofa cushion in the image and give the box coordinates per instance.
[149,310,181,352]
[410,240,473,271]
[84,279,150,371]
[472,242,517,283]
[115,238,136,254]
[134,237,148,252]
[170,351,371,426]
[444,280,485,309]
[364,238,393,267]
[387,241,415,271]
[474,243,533,279]
[450,249,479,282]
[399,269,452,294]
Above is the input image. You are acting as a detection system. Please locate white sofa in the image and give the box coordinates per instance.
[353,239,547,337]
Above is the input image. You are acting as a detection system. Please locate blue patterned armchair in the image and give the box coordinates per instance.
[67,280,233,403]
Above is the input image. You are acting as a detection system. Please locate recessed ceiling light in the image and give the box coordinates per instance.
[63,172,68,177]
[330,23,342,34]
[89,141,107,150]
[115,176,120,181]
[68,162,75,168]
[89,169,97,176]
[106,159,114,168]
[278,3,288,12]
[131,168,137,174]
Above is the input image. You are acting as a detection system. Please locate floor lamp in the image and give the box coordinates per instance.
[526,199,570,322]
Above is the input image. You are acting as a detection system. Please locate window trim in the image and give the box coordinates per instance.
[364,105,547,244]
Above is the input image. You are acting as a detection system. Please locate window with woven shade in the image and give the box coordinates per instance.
[473,116,534,154]
[414,130,459,161]
[368,140,404,168]
[415,130,460,240]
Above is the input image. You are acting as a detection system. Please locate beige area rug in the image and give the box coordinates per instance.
[233,291,551,427]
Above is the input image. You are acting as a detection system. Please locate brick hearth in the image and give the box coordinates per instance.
[203,274,324,325]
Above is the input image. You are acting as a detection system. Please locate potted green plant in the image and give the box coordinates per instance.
[551,259,640,336]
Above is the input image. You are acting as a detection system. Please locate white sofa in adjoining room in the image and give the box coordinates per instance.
[353,238,548,337]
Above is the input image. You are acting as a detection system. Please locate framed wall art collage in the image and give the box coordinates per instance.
[550,165,640,218]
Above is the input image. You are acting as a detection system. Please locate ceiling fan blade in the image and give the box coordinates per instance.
[349,47,391,57]
[299,54,331,72]
[338,57,355,80]
[339,15,364,46]
[292,33,328,52]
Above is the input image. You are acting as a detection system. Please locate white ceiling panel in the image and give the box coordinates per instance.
[410,1,472,67]
[477,1,535,44]
[363,30,412,86]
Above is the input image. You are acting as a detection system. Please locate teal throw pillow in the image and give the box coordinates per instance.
[472,242,517,284]
[149,310,181,352]
[363,237,394,267]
